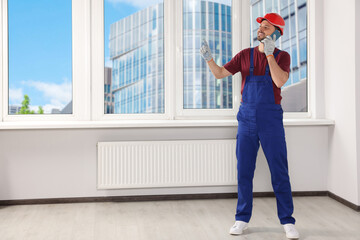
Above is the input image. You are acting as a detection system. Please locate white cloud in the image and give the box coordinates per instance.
[29,104,62,114]
[25,79,71,103]
[42,104,61,113]
[23,78,72,113]
[29,105,42,113]
[106,0,163,9]
[9,88,24,105]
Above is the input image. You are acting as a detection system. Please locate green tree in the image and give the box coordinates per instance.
[18,94,44,114]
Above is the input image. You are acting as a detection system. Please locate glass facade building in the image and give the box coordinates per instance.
[108,1,232,114]
[183,0,232,109]
[109,3,164,114]
[104,67,114,114]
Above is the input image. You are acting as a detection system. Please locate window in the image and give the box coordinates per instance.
[250,0,308,112]
[93,0,239,120]
[0,0,314,125]
[8,0,72,115]
[104,0,164,114]
[183,0,233,110]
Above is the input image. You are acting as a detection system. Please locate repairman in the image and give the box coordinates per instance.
[200,13,299,239]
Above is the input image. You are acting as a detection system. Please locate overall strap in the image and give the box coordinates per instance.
[249,48,254,76]
[265,49,281,74]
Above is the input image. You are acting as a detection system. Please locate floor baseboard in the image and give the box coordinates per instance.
[0,191,358,211]
[327,191,360,211]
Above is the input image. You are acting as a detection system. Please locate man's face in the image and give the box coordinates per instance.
[257,20,276,41]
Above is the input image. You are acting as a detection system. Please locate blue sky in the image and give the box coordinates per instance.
[8,0,73,113]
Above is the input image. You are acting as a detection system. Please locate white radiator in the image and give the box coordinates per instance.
[97,140,237,189]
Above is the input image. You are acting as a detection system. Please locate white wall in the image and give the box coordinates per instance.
[324,0,359,205]
[356,0,360,205]
[0,126,329,201]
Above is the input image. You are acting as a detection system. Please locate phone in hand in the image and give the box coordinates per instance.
[270,29,281,41]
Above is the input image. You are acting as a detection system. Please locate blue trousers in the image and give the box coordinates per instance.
[235,103,295,225]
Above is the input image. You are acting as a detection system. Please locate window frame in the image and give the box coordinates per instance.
[175,0,242,119]
[1,0,91,122]
[91,0,172,121]
[0,0,317,126]
[0,0,3,122]
[283,0,311,119]
[282,0,311,119]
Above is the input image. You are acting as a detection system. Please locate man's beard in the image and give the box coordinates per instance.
[257,35,266,41]
[257,31,267,41]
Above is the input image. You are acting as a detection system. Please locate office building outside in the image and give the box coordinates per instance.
[109,4,164,114]
[183,0,232,109]
[108,1,232,114]
[104,67,114,114]
[9,105,21,114]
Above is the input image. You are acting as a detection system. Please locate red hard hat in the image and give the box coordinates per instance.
[256,13,285,35]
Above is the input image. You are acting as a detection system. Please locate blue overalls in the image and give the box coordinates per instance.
[235,48,295,225]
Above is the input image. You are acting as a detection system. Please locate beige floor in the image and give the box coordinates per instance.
[0,196,359,240]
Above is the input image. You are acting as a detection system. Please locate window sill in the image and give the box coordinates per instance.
[0,119,335,130]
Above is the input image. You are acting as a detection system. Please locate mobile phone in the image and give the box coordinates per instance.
[270,29,281,41]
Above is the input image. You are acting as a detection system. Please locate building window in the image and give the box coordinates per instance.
[104,0,164,114]
[250,0,307,112]
[183,0,232,109]
[8,0,73,115]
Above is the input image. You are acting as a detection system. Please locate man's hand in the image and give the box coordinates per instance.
[199,39,232,79]
[200,39,213,62]
[262,35,276,57]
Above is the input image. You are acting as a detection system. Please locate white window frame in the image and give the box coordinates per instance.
[0,0,318,126]
[174,0,242,120]
[91,0,244,121]
[1,0,91,122]
[281,0,311,119]
[91,0,172,121]
[307,0,322,119]
[0,0,3,122]
[258,0,310,119]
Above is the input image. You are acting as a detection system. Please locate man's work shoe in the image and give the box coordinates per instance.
[283,223,300,239]
[229,220,248,235]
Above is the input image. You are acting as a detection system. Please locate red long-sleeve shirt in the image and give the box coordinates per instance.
[224,46,290,104]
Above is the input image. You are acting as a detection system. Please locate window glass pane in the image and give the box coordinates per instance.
[183,0,232,109]
[105,0,164,114]
[250,0,307,112]
[290,14,296,38]
[299,38,307,63]
[251,2,263,46]
[265,0,272,13]
[291,45,298,68]
[283,17,290,41]
[8,0,72,115]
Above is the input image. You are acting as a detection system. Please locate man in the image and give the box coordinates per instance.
[200,13,300,239]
